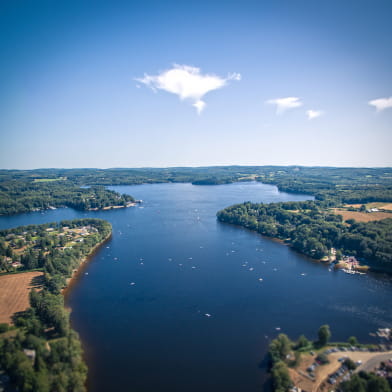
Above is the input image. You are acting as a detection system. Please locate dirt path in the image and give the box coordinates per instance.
[356,352,392,372]
[316,350,392,391]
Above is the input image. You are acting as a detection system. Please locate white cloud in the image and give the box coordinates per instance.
[368,97,392,112]
[267,97,303,114]
[136,64,241,113]
[306,109,324,120]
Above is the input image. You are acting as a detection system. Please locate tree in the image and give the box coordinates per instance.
[340,374,367,392]
[296,334,309,350]
[317,325,331,347]
[343,358,357,370]
[348,336,358,346]
[340,372,391,392]
[269,334,292,362]
[271,361,292,392]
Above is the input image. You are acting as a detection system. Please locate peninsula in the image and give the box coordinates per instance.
[0,218,112,391]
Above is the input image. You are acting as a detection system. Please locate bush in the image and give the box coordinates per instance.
[343,358,357,370]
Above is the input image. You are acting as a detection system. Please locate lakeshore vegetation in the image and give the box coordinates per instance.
[0,218,112,392]
[217,201,392,272]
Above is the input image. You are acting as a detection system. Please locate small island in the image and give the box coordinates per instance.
[0,218,112,392]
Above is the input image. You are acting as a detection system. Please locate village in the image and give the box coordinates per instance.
[0,224,99,272]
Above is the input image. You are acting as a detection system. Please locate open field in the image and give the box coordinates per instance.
[332,208,392,223]
[345,202,392,211]
[379,203,392,211]
[290,349,392,392]
[0,271,43,324]
[33,177,66,182]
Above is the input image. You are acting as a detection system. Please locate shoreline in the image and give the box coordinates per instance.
[62,231,112,390]
[217,220,376,273]
[62,232,112,298]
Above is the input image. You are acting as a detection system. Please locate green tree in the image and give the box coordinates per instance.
[271,361,292,392]
[348,336,358,346]
[269,334,292,362]
[296,334,309,350]
[317,325,331,347]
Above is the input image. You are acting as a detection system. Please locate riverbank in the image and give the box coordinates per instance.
[217,200,391,274]
[63,232,112,296]
[0,219,112,391]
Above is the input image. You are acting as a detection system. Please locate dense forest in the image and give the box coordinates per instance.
[217,201,392,272]
[0,181,134,215]
[0,167,256,215]
[1,166,391,215]
[257,166,392,204]
[0,219,112,391]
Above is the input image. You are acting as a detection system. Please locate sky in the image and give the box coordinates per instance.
[0,0,391,169]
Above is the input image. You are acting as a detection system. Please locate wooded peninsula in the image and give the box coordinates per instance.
[0,219,112,392]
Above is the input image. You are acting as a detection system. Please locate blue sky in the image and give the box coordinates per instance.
[0,0,391,169]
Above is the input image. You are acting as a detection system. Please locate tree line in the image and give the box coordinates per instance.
[0,180,134,215]
[1,166,391,214]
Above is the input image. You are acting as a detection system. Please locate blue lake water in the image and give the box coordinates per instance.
[1,182,391,392]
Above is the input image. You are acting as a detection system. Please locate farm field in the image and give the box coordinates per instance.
[332,208,392,223]
[0,271,43,324]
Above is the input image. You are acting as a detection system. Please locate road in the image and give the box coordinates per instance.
[356,351,392,372]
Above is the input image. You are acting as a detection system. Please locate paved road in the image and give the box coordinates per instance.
[356,351,392,372]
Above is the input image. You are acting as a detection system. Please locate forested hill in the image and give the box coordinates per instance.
[256,166,392,204]
[1,166,391,215]
[217,201,392,272]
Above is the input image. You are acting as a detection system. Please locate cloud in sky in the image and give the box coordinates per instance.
[267,97,303,114]
[136,64,241,114]
[306,109,324,120]
[368,97,392,112]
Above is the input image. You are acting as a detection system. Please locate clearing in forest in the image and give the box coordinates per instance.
[0,271,43,324]
[332,208,392,223]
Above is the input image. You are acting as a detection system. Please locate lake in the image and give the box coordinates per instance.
[1,182,391,392]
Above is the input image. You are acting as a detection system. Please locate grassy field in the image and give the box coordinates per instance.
[33,177,66,182]
[0,271,43,324]
[332,208,392,223]
[345,202,392,211]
